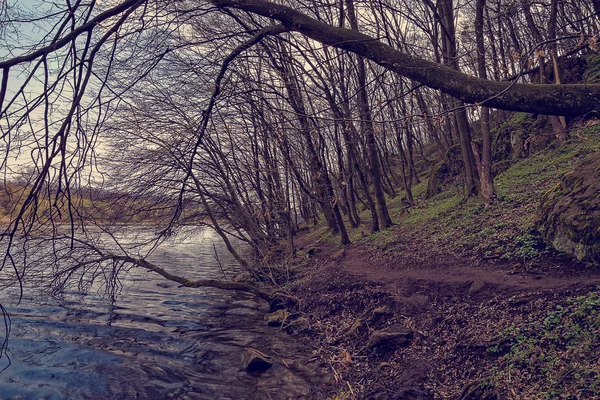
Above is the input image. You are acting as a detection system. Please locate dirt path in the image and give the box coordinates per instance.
[324,241,600,306]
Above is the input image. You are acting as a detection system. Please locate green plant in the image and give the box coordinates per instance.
[492,290,600,398]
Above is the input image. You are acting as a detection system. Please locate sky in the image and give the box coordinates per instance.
[1,1,104,178]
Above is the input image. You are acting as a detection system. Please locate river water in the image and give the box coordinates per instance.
[0,229,321,399]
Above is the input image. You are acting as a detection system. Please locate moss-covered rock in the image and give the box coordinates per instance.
[536,154,600,264]
[425,145,462,199]
[492,112,535,162]
[492,112,553,164]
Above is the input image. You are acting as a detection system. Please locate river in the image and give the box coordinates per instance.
[0,229,321,399]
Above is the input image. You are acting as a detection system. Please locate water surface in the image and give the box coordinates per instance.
[0,229,319,399]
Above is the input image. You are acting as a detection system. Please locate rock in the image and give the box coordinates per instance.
[368,327,413,350]
[509,294,540,306]
[467,280,485,296]
[285,317,310,335]
[426,145,463,199]
[268,297,285,313]
[372,305,391,316]
[536,154,600,264]
[241,348,272,372]
[265,309,289,326]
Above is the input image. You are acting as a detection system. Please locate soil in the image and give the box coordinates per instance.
[287,226,600,399]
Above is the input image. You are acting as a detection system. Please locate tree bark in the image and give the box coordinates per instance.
[436,0,479,196]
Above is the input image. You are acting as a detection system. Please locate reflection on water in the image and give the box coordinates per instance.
[0,229,318,399]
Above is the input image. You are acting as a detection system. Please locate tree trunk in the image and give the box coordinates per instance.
[211,0,600,117]
[437,0,479,196]
[346,0,392,229]
[475,0,496,205]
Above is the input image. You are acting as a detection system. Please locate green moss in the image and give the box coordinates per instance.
[492,112,538,162]
[507,112,534,128]
[400,193,463,226]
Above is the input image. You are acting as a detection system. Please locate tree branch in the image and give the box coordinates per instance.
[210,0,600,117]
[110,255,270,299]
[0,0,145,69]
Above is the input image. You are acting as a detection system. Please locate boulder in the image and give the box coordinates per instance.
[536,154,600,264]
[368,327,413,350]
[241,348,272,372]
[265,309,289,326]
[426,145,463,199]
[492,112,550,163]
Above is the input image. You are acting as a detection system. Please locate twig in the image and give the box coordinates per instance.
[346,380,356,399]
[212,241,228,280]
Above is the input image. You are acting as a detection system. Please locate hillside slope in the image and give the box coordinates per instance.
[283,122,600,399]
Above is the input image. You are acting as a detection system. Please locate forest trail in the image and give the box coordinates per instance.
[304,235,600,313]
[337,243,600,304]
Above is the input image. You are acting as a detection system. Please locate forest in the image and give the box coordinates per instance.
[2,0,600,398]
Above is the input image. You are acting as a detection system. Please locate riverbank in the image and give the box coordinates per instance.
[269,128,600,399]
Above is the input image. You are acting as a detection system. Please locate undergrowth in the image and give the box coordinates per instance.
[375,123,600,262]
[305,123,600,263]
[488,289,600,399]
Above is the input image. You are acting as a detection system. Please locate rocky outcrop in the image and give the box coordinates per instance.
[536,154,600,264]
[426,145,463,198]
[492,112,551,165]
